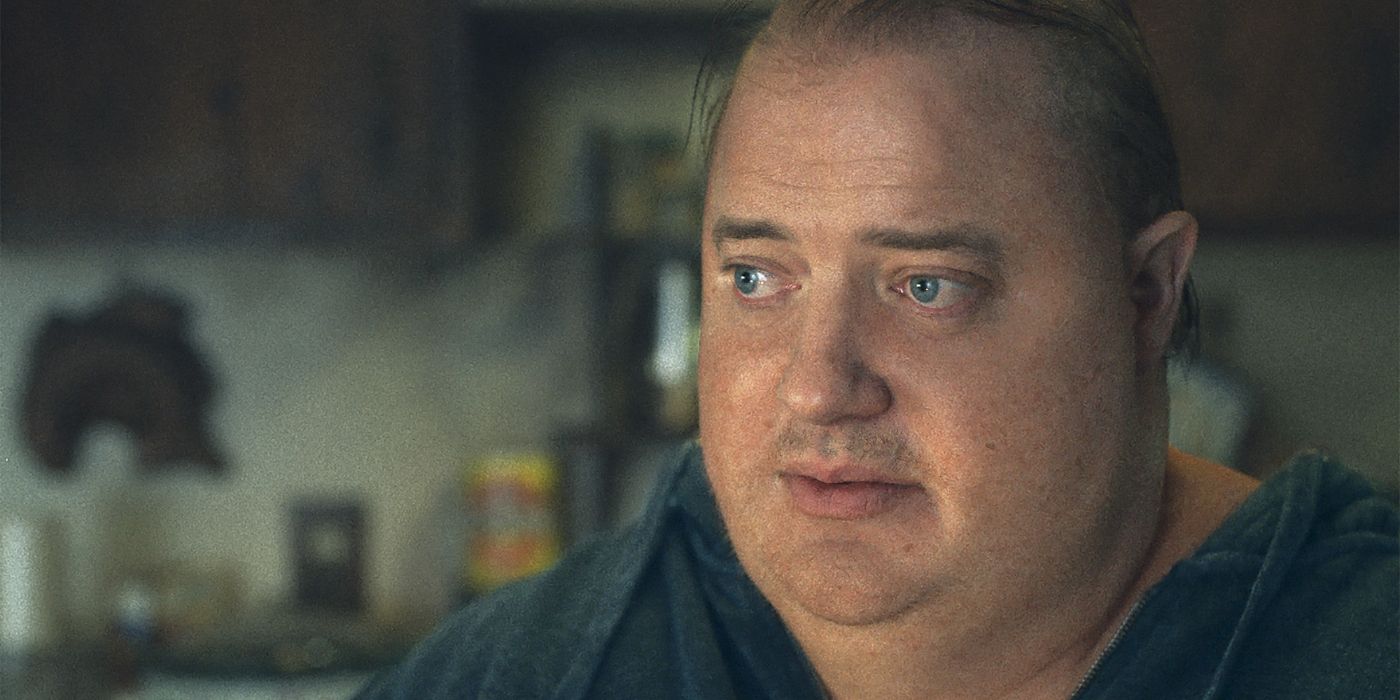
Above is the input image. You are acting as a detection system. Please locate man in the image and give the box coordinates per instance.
[360,1,1398,697]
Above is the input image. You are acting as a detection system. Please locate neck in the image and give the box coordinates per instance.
[787,448,1258,700]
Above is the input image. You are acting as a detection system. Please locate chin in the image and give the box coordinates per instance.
[745,532,944,628]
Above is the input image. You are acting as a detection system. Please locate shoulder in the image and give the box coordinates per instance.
[1226,452,1398,697]
[1249,449,1397,565]
[1191,449,1397,561]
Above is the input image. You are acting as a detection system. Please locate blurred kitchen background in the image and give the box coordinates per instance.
[0,0,1395,696]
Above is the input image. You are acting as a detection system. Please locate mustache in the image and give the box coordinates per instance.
[774,423,920,473]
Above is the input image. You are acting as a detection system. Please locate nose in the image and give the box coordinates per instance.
[777,291,893,425]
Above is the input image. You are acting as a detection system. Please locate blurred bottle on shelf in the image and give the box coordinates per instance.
[463,451,563,597]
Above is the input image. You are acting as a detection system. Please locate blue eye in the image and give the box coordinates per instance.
[903,275,971,310]
[909,276,942,304]
[734,266,764,296]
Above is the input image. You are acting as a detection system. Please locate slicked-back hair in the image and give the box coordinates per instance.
[691,0,1199,358]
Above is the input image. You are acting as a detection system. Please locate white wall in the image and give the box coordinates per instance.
[1188,232,1399,496]
[0,240,597,636]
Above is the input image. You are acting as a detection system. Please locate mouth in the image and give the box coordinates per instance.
[779,468,924,520]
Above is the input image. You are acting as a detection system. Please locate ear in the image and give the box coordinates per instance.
[1127,210,1198,367]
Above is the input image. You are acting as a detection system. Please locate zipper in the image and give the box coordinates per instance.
[1066,590,1154,700]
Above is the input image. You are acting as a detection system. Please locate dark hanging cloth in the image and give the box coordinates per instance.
[20,288,224,474]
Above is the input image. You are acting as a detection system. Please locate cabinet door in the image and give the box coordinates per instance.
[1137,0,1398,226]
[2,0,469,251]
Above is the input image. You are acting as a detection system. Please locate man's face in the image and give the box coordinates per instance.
[698,34,1158,629]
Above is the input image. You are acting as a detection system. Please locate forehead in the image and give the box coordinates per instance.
[706,28,1108,244]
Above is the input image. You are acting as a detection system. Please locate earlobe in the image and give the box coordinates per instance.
[1128,211,1198,364]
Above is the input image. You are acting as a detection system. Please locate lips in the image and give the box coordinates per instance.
[779,466,923,520]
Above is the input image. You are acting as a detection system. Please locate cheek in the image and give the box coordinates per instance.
[697,302,786,487]
[884,279,1139,482]
[943,362,1126,473]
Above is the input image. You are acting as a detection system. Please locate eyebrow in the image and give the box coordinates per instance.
[711,216,1007,267]
[859,224,1007,267]
[710,217,791,248]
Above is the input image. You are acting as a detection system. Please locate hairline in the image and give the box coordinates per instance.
[700,4,1168,236]
[694,2,1199,358]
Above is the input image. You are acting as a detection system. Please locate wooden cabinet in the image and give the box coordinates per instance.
[1135,0,1397,229]
[2,0,469,255]
[5,0,1388,250]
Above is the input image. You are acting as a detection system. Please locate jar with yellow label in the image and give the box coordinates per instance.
[464,451,562,595]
